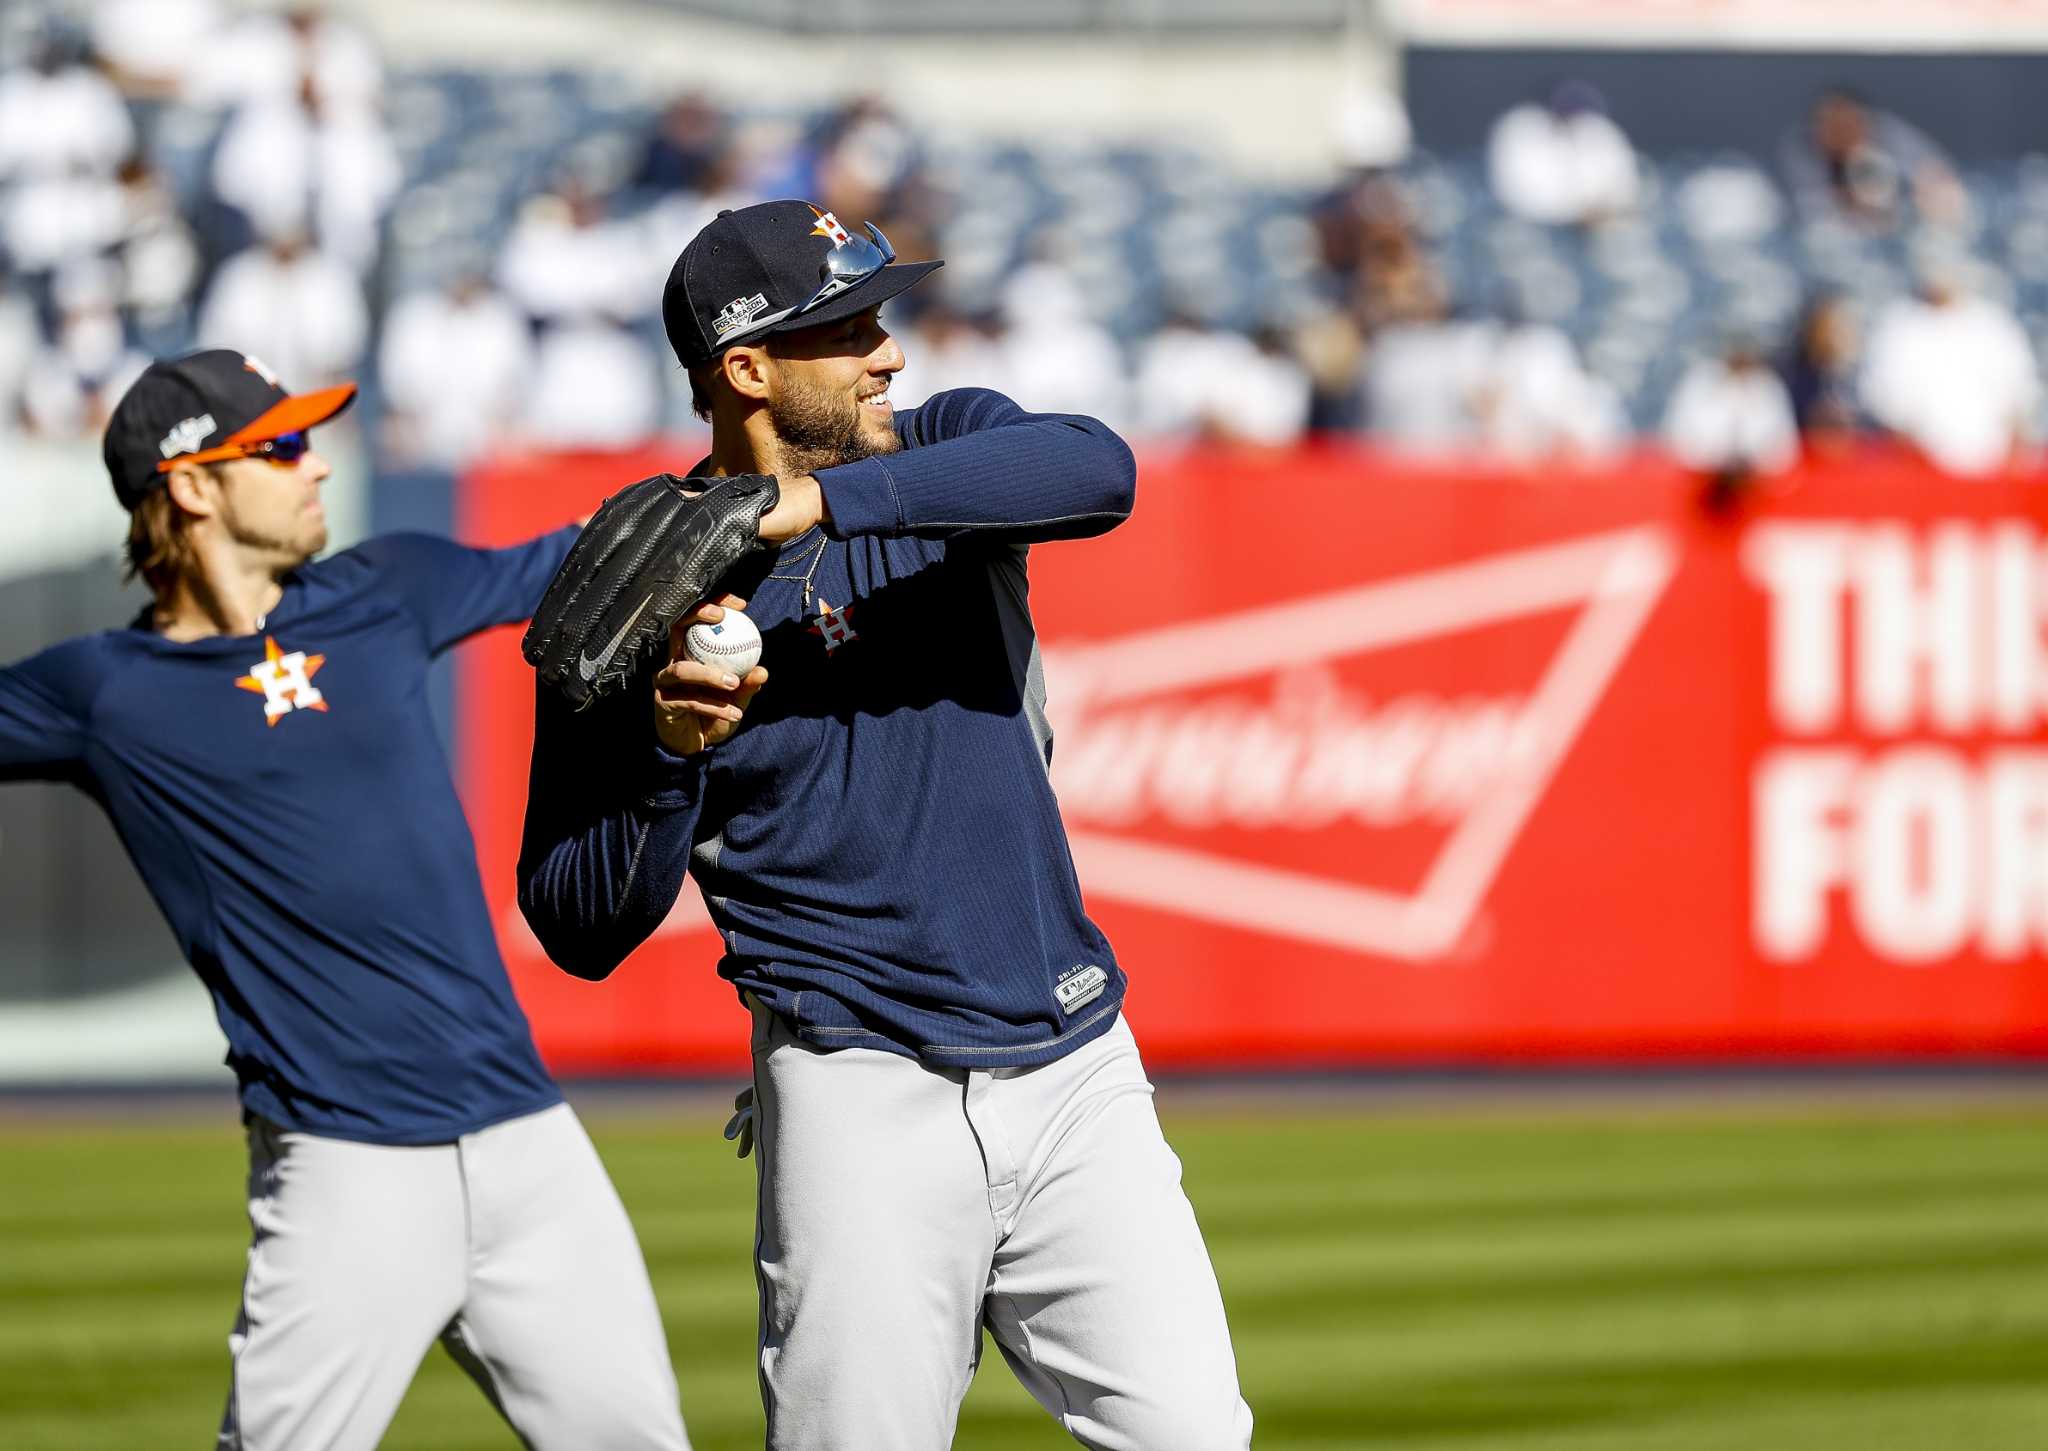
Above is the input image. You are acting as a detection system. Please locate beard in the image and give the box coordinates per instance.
[222,489,325,567]
[767,373,902,477]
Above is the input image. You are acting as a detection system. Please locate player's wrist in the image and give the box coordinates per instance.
[761,475,827,542]
[648,720,714,787]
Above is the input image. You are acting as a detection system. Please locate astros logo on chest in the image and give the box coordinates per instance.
[234,636,328,725]
[806,598,860,654]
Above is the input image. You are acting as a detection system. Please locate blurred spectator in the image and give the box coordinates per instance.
[891,299,1007,409]
[1307,177,1419,429]
[193,4,382,111]
[378,270,535,469]
[1662,336,1799,480]
[21,264,149,440]
[1236,326,1314,448]
[1487,81,1639,227]
[89,0,224,101]
[1362,279,1494,455]
[197,232,367,388]
[0,29,134,183]
[1133,307,1251,440]
[521,319,661,450]
[1132,308,1309,447]
[1310,166,1414,290]
[0,271,42,428]
[1781,89,1964,234]
[993,254,1131,428]
[1783,293,1868,446]
[2,160,123,279]
[211,74,401,275]
[638,138,765,299]
[758,94,942,285]
[1292,309,1368,434]
[1476,321,1626,462]
[10,24,2042,479]
[1353,233,1447,337]
[498,181,645,325]
[1861,260,2040,476]
[1334,87,1413,173]
[1674,162,1783,246]
[112,156,201,347]
[634,92,727,195]
[774,96,919,225]
[1357,253,1622,461]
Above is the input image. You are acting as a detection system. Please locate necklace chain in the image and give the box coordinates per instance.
[764,533,829,610]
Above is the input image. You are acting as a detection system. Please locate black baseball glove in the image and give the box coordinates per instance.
[523,472,780,709]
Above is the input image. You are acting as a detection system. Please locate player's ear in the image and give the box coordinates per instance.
[723,345,772,404]
[161,461,223,521]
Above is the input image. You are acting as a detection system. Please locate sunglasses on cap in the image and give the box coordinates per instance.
[804,221,895,312]
[738,223,898,339]
[156,430,312,473]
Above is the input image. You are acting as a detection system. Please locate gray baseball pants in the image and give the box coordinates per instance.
[216,1101,689,1450]
[750,1003,1254,1450]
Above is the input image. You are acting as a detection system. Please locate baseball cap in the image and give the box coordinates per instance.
[662,198,943,367]
[102,349,357,511]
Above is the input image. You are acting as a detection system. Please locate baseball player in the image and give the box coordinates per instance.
[518,201,1254,1449]
[0,350,691,1451]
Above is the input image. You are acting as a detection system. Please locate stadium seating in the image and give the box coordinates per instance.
[77,67,2048,433]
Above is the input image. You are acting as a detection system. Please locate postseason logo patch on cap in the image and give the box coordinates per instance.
[158,413,216,459]
[714,293,770,342]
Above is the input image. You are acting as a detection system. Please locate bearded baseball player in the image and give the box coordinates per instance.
[0,350,691,1450]
[517,200,1254,1449]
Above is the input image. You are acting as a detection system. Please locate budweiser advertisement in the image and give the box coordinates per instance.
[458,445,2048,1072]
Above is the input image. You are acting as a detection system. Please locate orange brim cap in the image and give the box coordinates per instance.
[223,382,359,446]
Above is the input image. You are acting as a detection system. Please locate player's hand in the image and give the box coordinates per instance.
[653,594,767,755]
[723,1085,756,1158]
[757,475,827,543]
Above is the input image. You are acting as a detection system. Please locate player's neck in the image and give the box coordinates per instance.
[707,411,845,481]
[706,413,786,479]
[153,546,289,642]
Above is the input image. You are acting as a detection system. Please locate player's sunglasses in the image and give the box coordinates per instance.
[739,223,897,338]
[156,431,312,473]
[801,222,895,313]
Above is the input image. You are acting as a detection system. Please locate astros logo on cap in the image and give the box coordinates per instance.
[809,207,853,247]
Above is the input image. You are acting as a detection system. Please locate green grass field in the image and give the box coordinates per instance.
[3,1095,2046,1449]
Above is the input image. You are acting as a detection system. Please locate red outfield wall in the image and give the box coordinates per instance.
[458,445,2048,1072]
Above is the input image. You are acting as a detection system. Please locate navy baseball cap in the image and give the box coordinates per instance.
[102,349,357,511]
[662,198,942,367]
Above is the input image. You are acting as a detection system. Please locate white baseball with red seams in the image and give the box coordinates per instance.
[685,609,763,674]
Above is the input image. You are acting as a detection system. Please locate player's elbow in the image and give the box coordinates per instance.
[536,924,628,982]
[516,879,628,982]
[549,939,627,983]
[1070,415,1138,523]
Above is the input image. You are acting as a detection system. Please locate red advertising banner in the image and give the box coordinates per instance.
[459,444,2048,1072]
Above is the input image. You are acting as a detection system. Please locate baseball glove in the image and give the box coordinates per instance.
[523,471,780,709]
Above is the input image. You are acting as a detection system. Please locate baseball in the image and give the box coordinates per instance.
[685,609,763,675]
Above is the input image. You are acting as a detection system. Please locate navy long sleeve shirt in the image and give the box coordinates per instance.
[0,529,577,1143]
[517,389,1136,1068]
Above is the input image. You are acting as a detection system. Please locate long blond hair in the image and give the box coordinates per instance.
[123,486,204,598]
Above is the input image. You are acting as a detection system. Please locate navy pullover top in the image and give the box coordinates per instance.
[0,530,577,1144]
[518,389,1136,1069]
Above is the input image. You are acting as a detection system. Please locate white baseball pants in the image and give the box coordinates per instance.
[750,1004,1254,1450]
[216,1101,689,1450]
